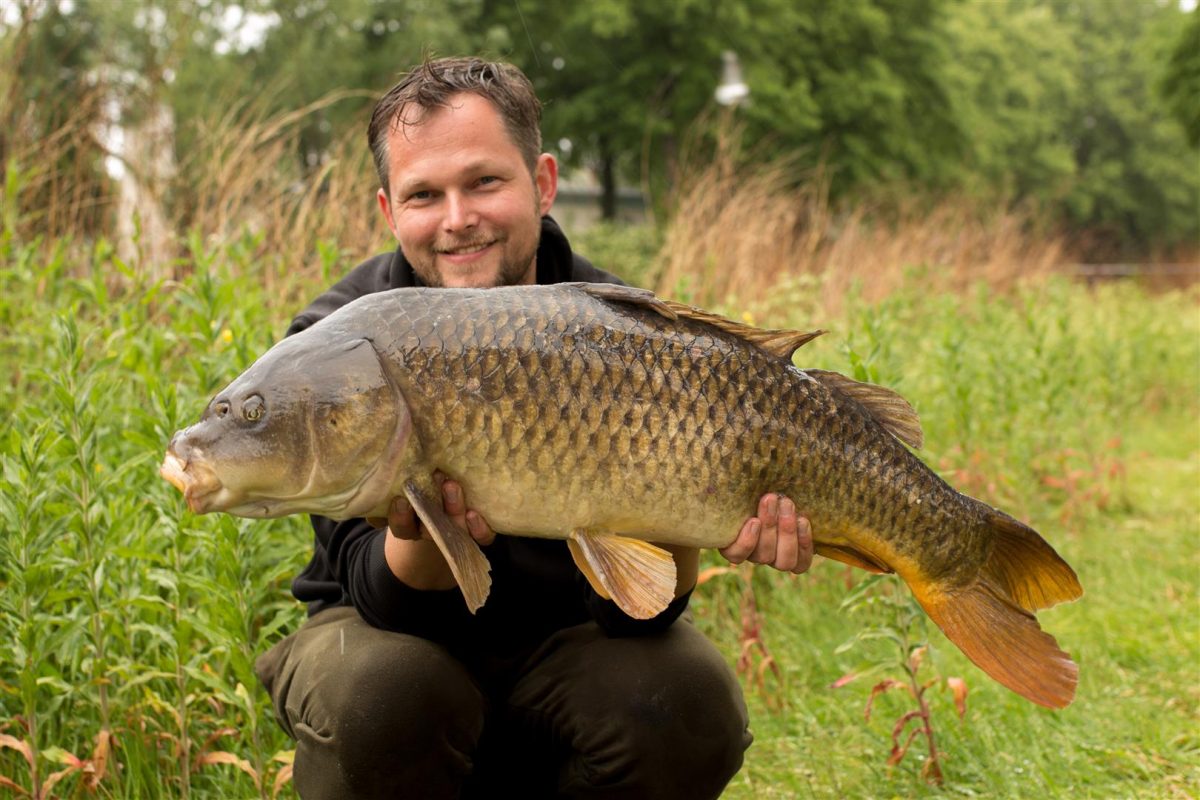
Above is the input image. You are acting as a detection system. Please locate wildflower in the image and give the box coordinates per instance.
[219,328,233,345]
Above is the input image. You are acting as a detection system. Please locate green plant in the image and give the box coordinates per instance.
[831,574,969,786]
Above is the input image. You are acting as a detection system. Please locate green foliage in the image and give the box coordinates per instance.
[942,1,1077,204]
[1160,8,1200,148]
[1046,1,1200,253]
[736,0,962,191]
[697,270,1199,798]
[0,229,310,797]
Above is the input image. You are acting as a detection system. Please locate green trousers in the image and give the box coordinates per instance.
[255,606,752,799]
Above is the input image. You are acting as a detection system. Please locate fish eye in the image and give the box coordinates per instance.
[242,395,264,422]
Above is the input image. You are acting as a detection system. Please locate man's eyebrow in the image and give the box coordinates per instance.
[460,158,507,176]
[394,160,512,197]
[395,178,430,196]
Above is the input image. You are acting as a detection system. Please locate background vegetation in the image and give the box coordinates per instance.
[1,0,1197,797]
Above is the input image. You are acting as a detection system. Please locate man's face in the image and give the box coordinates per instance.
[376,93,557,288]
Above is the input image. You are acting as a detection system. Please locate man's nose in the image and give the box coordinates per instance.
[442,192,478,232]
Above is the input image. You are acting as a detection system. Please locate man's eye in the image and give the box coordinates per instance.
[408,190,432,201]
[477,176,498,186]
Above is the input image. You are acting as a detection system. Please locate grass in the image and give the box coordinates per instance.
[1,220,1196,797]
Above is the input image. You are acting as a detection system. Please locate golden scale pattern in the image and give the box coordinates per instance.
[362,285,990,583]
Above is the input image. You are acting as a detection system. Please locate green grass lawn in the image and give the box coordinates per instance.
[1,236,1196,798]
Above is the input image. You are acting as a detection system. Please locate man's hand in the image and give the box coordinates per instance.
[369,474,495,590]
[378,475,496,546]
[720,494,814,574]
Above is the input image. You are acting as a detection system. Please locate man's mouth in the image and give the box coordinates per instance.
[436,239,497,258]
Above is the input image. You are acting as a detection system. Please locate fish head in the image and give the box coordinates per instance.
[161,334,410,520]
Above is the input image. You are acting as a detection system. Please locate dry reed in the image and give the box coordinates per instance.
[654,126,1070,313]
[2,79,392,301]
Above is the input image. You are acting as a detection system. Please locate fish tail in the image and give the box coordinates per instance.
[911,510,1083,709]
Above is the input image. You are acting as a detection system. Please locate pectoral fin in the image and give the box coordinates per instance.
[567,538,611,600]
[568,530,676,619]
[402,478,492,613]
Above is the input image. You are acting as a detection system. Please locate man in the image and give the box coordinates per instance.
[255,57,814,799]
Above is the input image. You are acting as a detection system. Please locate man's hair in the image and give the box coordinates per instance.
[368,56,543,197]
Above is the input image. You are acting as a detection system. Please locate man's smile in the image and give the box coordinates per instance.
[436,239,498,263]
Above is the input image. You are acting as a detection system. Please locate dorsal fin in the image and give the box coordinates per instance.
[576,283,679,319]
[805,369,924,449]
[575,283,824,362]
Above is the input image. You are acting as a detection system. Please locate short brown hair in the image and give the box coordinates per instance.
[368,56,543,196]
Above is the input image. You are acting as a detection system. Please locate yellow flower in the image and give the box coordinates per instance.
[219,328,233,344]
[741,311,755,326]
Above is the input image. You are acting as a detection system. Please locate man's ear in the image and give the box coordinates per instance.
[377,188,398,237]
[534,154,558,216]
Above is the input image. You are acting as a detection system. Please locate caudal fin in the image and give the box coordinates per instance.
[913,512,1082,709]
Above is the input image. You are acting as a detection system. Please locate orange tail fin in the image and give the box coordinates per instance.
[914,511,1083,709]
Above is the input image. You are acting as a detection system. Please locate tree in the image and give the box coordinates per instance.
[941,0,1077,206]
[734,0,963,194]
[1049,0,1199,254]
[1160,8,1200,148]
[482,0,742,219]
[483,0,966,216]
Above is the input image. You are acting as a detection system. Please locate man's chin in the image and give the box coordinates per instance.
[422,257,533,289]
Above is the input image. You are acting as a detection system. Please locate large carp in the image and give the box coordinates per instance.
[161,283,1082,708]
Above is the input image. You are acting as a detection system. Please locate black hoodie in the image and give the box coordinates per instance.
[285,217,691,657]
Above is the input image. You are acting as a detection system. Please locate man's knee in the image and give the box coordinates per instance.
[263,609,484,798]
[512,621,751,799]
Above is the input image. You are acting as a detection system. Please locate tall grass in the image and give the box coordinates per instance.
[651,127,1070,311]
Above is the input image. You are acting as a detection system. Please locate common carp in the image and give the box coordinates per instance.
[161,283,1082,708]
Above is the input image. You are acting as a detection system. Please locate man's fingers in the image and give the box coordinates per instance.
[442,479,466,517]
[749,494,779,564]
[772,496,799,571]
[386,495,421,540]
[441,478,496,546]
[466,511,496,546]
[721,518,759,564]
[792,514,814,574]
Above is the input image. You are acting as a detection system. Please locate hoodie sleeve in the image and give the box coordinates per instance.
[309,516,477,639]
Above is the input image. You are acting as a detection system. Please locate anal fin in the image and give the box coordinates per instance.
[815,542,893,574]
[569,530,676,619]
[402,478,492,613]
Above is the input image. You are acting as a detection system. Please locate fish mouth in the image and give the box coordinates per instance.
[159,451,222,513]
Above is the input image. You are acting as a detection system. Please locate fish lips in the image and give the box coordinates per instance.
[159,449,223,514]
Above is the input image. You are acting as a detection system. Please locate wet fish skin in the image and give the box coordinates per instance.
[162,282,1082,709]
[370,286,978,579]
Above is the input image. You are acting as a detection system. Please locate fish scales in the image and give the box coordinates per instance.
[162,282,1082,708]
[362,286,986,585]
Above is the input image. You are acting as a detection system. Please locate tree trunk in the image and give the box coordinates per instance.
[599,139,617,221]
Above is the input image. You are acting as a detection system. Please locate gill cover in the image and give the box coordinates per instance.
[300,335,406,517]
